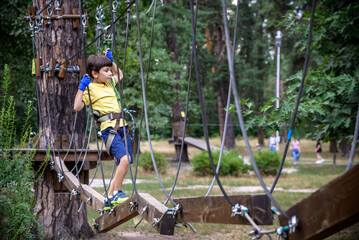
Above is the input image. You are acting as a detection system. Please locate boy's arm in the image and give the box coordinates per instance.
[73,90,85,112]
[73,74,90,112]
[112,61,123,84]
[104,48,123,84]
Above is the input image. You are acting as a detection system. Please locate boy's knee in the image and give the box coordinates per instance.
[119,156,130,167]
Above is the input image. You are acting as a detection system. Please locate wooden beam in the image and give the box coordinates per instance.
[178,137,220,151]
[53,157,105,212]
[279,163,359,240]
[173,194,273,225]
[94,195,138,233]
[95,193,175,235]
[8,148,113,162]
[137,193,175,235]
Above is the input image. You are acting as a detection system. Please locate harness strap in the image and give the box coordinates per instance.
[97,112,122,123]
[105,129,117,155]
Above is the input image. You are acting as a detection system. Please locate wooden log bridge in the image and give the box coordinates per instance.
[279,163,359,240]
[95,193,273,235]
[53,155,273,235]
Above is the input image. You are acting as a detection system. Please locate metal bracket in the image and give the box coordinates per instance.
[289,215,298,233]
[231,203,248,217]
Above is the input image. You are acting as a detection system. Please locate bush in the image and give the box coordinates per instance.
[191,150,246,176]
[0,65,44,239]
[139,150,168,174]
[252,150,281,175]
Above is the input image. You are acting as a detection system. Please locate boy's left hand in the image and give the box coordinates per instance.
[104,48,113,62]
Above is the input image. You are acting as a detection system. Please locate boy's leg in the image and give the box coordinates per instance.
[108,155,129,196]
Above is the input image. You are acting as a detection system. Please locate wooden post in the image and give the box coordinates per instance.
[72,9,79,29]
[279,163,359,240]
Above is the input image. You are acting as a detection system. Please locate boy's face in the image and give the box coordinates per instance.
[92,66,112,83]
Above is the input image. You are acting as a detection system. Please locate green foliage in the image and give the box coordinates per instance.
[0,0,37,133]
[139,150,168,174]
[251,150,281,175]
[0,65,43,239]
[248,1,359,144]
[191,150,246,176]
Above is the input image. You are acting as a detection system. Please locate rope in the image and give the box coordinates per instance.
[190,0,235,207]
[109,79,136,142]
[134,0,177,207]
[347,102,359,170]
[164,0,198,207]
[221,0,291,219]
[270,0,317,193]
[110,0,145,208]
[58,1,135,69]
[206,0,239,197]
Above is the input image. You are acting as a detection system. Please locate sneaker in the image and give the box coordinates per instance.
[315,159,324,164]
[103,198,114,211]
[111,190,129,204]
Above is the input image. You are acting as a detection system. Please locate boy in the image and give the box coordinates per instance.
[73,49,133,210]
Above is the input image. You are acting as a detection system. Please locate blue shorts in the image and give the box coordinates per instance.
[101,126,133,165]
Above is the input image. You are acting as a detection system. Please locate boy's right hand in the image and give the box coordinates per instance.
[78,74,91,91]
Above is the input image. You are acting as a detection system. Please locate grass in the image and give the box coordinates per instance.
[88,137,358,239]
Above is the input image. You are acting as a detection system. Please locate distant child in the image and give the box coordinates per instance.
[315,140,324,164]
[290,138,300,164]
[73,49,133,210]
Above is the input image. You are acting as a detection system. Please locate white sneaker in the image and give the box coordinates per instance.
[316,159,325,164]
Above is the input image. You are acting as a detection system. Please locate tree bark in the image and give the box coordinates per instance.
[339,138,351,158]
[214,13,235,150]
[33,0,93,238]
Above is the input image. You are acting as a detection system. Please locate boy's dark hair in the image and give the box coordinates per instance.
[86,55,112,78]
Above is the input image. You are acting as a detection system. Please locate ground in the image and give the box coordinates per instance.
[91,223,359,240]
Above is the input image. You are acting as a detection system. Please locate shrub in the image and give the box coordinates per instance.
[252,150,281,175]
[139,150,168,174]
[191,150,246,176]
[0,65,44,239]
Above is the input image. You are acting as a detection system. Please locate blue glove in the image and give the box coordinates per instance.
[78,74,90,91]
[105,48,113,62]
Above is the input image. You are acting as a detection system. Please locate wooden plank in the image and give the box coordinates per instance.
[8,148,113,162]
[279,163,359,240]
[137,193,175,235]
[179,137,220,151]
[173,194,273,225]
[53,157,105,212]
[95,193,175,235]
[94,195,138,233]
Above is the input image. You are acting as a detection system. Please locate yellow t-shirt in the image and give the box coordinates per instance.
[82,81,126,131]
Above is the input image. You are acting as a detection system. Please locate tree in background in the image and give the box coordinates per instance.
[0,0,37,134]
[258,0,359,161]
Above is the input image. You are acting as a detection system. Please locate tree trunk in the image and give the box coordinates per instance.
[330,139,338,168]
[33,0,93,238]
[214,12,235,150]
[339,138,351,158]
[164,0,189,162]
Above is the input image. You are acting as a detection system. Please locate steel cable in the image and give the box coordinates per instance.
[134,0,177,206]
[190,0,235,207]
[270,0,317,194]
[221,0,291,219]
[347,102,359,170]
[206,0,239,197]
